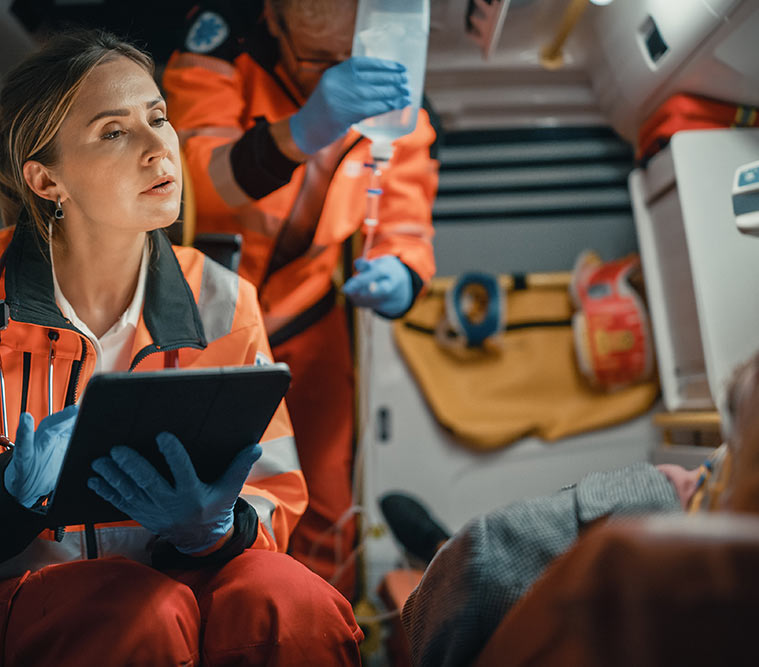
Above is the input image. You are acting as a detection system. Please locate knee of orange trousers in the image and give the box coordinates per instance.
[174,549,364,666]
[2,557,200,667]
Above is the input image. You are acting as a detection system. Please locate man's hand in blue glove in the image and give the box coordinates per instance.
[289,56,411,155]
[4,405,79,509]
[88,433,263,554]
[342,255,413,318]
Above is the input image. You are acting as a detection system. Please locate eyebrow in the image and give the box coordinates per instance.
[87,97,165,126]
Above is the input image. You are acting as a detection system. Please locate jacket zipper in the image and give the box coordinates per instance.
[129,342,194,372]
[64,336,88,407]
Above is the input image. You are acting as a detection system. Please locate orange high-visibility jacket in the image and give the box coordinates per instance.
[0,223,307,578]
[163,0,438,338]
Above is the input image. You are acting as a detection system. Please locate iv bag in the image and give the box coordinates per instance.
[352,0,430,160]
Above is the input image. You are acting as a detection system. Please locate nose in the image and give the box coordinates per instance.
[142,127,172,164]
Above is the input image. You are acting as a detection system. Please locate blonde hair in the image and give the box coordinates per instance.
[0,30,154,241]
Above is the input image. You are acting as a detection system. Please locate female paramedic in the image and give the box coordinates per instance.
[0,30,362,666]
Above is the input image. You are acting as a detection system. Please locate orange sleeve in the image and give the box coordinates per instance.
[366,107,440,284]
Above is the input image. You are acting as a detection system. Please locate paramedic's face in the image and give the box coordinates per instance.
[272,6,355,98]
[52,57,182,235]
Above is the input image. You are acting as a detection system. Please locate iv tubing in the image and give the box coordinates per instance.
[362,161,386,259]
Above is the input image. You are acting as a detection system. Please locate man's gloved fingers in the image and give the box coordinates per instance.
[156,432,199,489]
[366,279,394,298]
[357,96,411,117]
[354,92,410,115]
[348,56,406,73]
[344,267,384,293]
[341,278,358,296]
[344,290,383,308]
[352,69,409,87]
[342,279,366,298]
[356,90,411,114]
[341,99,408,127]
[220,443,264,490]
[353,257,371,273]
[347,282,393,304]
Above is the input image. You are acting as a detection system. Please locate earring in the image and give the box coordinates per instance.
[54,196,64,220]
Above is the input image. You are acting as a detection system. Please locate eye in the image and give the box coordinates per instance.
[102,129,123,140]
[151,116,169,127]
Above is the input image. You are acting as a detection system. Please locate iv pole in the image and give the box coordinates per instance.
[540,0,614,70]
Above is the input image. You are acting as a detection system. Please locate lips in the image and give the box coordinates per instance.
[142,175,176,193]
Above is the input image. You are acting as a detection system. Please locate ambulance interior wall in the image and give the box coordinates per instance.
[424,0,642,275]
[431,126,639,276]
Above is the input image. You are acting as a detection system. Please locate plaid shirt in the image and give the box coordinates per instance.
[401,463,682,667]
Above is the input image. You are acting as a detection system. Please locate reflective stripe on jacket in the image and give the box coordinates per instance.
[162,0,438,337]
[0,223,306,578]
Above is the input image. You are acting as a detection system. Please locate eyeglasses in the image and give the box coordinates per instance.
[276,17,348,73]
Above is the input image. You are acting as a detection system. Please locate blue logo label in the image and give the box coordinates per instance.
[186,12,230,54]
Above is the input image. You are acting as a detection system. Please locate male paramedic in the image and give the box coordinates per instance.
[163,0,439,599]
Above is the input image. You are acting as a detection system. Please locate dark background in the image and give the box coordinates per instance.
[10,0,198,65]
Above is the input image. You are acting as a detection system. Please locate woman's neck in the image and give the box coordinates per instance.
[52,223,147,339]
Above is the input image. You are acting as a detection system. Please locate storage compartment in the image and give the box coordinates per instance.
[629,150,712,410]
[629,128,759,413]
[581,0,759,143]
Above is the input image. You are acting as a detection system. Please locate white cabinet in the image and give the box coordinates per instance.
[630,128,759,414]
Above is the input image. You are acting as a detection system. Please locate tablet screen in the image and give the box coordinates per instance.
[46,364,291,526]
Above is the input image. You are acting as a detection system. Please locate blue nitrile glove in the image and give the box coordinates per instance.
[342,255,413,318]
[3,405,79,508]
[289,56,411,155]
[88,432,262,554]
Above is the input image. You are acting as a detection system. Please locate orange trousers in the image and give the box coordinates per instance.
[0,551,362,666]
[274,305,358,600]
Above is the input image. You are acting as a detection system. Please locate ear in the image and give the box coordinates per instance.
[22,160,65,204]
[263,0,283,38]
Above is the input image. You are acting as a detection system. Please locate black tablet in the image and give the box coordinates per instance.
[45,363,291,527]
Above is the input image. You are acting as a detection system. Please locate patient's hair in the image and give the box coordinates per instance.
[0,30,153,240]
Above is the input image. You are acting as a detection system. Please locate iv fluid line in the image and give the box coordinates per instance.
[362,159,386,260]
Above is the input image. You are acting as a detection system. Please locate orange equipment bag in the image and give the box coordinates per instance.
[637,93,759,164]
[570,250,655,392]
